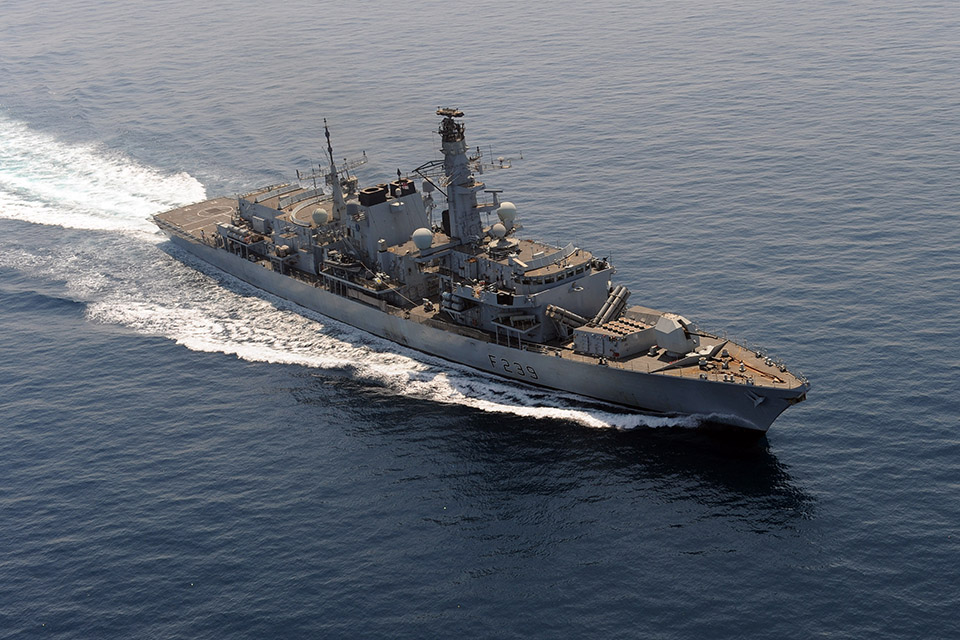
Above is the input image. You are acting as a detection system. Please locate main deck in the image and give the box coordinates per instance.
[155,196,807,397]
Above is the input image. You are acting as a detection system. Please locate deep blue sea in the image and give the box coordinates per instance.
[2,1,959,637]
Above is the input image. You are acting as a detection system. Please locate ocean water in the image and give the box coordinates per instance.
[1,0,959,637]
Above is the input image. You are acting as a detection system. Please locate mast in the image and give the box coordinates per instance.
[325,119,347,222]
[437,107,484,243]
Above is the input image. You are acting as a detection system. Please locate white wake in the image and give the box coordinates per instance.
[0,114,205,232]
[0,115,694,431]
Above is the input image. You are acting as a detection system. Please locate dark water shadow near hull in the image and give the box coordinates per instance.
[295,374,815,529]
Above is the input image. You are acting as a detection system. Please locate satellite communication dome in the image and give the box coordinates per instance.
[412,227,433,250]
[496,202,517,228]
[312,207,330,225]
[490,222,507,239]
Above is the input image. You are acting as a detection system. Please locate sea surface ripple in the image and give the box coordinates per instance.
[1,1,959,638]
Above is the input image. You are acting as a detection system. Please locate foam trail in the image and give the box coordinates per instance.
[0,115,693,431]
[0,114,205,232]
[2,234,696,431]
[115,251,685,430]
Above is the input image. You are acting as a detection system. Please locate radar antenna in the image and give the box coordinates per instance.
[466,145,522,175]
[296,152,367,191]
[437,107,466,143]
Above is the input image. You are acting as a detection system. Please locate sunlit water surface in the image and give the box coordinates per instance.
[1,1,958,637]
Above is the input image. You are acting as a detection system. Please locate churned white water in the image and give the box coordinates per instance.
[0,116,688,430]
[0,115,205,232]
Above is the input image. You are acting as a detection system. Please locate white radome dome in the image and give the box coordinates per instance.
[490,222,507,239]
[496,202,517,228]
[312,207,330,225]
[412,227,433,250]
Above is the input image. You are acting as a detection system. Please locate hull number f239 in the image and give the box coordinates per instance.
[488,354,539,380]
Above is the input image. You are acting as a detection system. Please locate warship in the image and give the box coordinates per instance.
[154,108,808,434]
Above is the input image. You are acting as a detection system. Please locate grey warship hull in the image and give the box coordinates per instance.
[155,204,805,433]
[153,109,808,433]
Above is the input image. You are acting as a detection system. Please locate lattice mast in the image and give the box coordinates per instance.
[324,119,348,222]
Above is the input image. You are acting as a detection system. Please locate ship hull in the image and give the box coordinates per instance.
[161,232,801,433]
